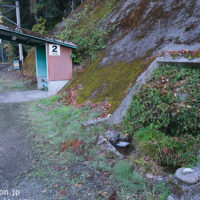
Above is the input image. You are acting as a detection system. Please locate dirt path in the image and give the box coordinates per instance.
[0,65,55,200]
[0,104,46,200]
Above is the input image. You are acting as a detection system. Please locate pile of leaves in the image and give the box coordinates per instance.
[64,86,111,118]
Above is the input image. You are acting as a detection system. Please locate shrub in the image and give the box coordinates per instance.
[59,1,117,64]
[124,64,200,136]
[32,17,47,34]
[134,125,199,167]
[124,64,200,167]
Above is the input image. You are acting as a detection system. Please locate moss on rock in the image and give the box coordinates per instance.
[67,54,154,113]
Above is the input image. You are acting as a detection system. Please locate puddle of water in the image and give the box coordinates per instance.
[111,138,135,156]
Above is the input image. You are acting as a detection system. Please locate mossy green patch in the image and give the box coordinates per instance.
[171,53,180,59]
[67,54,154,113]
[189,52,200,60]
[171,52,200,60]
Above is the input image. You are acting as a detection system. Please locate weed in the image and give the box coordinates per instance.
[113,161,146,193]
[91,155,112,172]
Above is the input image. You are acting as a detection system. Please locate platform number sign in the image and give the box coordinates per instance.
[49,44,60,56]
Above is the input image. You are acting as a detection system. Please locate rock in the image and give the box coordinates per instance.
[82,115,111,127]
[105,130,127,142]
[167,195,176,200]
[145,173,170,183]
[182,168,194,175]
[98,136,107,145]
[105,131,120,142]
[175,168,199,184]
[97,136,124,158]
[145,173,154,179]
[168,163,200,200]
[115,141,130,148]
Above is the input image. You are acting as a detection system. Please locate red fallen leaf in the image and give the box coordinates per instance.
[162,147,168,154]
[84,156,93,161]
[59,190,67,196]
[103,172,111,177]
[108,191,119,200]
[58,167,65,171]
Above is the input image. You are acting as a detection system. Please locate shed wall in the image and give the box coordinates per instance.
[47,43,72,81]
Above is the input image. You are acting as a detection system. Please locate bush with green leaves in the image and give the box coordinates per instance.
[134,125,200,167]
[32,17,47,34]
[124,64,200,167]
[59,2,117,64]
[124,64,200,136]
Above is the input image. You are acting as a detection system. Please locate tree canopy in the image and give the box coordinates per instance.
[0,0,83,30]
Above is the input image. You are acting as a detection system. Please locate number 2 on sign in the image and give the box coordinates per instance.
[52,45,57,53]
[49,44,60,56]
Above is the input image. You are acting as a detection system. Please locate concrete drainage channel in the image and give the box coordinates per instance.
[82,54,200,126]
[82,54,200,200]
[107,54,200,125]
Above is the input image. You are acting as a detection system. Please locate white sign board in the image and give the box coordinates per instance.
[49,44,60,56]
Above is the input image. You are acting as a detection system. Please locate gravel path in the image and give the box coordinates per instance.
[0,103,53,200]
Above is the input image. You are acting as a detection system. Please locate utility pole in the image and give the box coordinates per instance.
[15,1,24,86]
[1,41,3,62]
[15,1,23,64]
[72,0,76,12]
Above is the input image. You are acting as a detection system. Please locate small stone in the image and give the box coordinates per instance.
[167,195,176,200]
[175,168,199,184]
[115,141,130,148]
[182,168,194,175]
[98,136,107,145]
[146,173,154,179]
[105,131,120,142]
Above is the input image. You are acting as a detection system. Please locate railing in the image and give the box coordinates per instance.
[0,63,10,70]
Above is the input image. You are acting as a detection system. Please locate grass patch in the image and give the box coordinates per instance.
[25,94,170,199]
[25,95,106,197]
[113,160,170,199]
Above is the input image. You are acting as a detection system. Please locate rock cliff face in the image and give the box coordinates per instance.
[62,0,200,113]
[25,0,200,112]
[99,0,200,67]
